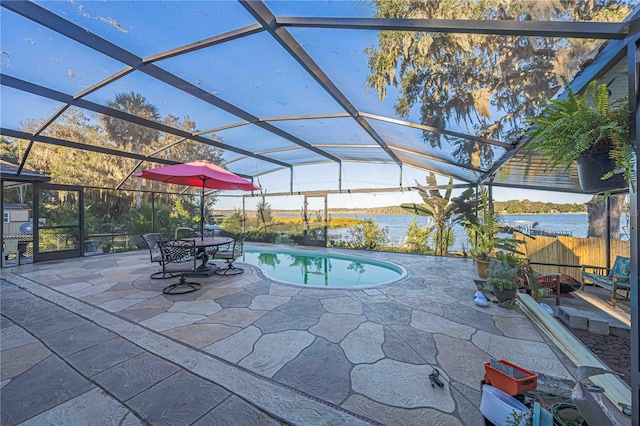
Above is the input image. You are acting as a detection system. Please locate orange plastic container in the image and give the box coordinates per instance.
[483,360,538,396]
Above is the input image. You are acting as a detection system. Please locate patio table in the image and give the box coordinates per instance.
[185,236,233,277]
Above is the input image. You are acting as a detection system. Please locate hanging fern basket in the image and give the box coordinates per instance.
[576,148,628,192]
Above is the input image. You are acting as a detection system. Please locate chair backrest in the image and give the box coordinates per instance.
[141,233,163,262]
[233,232,246,256]
[175,227,200,240]
[158,239,196,264]
[610,256,630,280]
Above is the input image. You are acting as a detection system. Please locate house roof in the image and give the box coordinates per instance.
[0,159,50,185]
[2,204,30,210]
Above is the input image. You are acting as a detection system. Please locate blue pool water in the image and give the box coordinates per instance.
[241,247,406,288]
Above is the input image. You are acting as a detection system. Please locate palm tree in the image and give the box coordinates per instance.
[400,173,479,256]
[100,92,160,207]
[102,92,160,149]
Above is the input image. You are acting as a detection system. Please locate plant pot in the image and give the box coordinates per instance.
[492,287,517,303]
[550,402,588,426]
[480,384,529,426]
[576,150,627,192]
[475,259,491,279]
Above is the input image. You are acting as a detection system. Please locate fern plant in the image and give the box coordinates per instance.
[525,79,634,191]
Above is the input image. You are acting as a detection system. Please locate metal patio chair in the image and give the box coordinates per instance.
[142,232,175,280]
[213,232,246,276]
[157,239,202,295]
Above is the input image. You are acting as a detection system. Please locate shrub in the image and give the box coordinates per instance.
[405,217,431,252]
[244,230,278,243]
[221,211,243,234]
[345,218,389,250]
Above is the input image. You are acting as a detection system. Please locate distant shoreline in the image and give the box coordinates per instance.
[218,210,589,216]
[216,200,587,216]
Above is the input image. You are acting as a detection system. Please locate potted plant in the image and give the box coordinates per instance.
[524,79,634,192]
[486,257,520,304]
[465,190,524,278]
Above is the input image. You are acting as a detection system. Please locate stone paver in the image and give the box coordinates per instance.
[18,388,142,426]
[248,294,291,310]
[410,309,475,339]
[40,323,118,357]
[1,341,51,381]
[164,323,241,348]
[1,355,94,425]
[66,337,144,377]
[321,296,364,314]
[204,325,263,363]
[352,359,455,410]
[471,330,572,380]
[240,330,315,377]
[127,370,230,425]
[274,337,352,405]
[169,300,222,316]
[343,394,463,426]
[203,307,267,327]
[435,334,492,390]
[309,312,366,343]
[341,322,385,364]
[0,245,603,426]
[1,325,38,350]
[140,312,207,332]
[194,395,282,426]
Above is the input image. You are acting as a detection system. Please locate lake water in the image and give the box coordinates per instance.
[327,213,631,251]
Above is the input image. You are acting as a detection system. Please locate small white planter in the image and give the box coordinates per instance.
[480,384,530,426]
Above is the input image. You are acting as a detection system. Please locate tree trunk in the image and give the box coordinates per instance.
[586,194,624,238]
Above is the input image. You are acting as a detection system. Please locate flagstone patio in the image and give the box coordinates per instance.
[1,244,590,425]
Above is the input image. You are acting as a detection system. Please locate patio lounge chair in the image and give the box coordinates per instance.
[141,232,174,280]
[213,232,245,276]
[581,255,630,308]
[157,239,201,294]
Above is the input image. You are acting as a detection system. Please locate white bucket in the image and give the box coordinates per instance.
[480,384,530,426]
[539,302,554,316]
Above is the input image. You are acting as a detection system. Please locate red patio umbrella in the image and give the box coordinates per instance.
[134,160,259,238]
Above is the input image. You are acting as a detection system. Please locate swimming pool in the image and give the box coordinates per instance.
[241,247,406,289]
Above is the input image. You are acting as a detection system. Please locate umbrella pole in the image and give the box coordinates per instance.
[200,183,205,241]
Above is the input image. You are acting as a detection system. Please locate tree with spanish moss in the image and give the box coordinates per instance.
[367,0,631,238]
[366,0,630,169]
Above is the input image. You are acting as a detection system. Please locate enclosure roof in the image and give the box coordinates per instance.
[1,1,639,196]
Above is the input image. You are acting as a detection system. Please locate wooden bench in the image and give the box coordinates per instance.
[581,256,630,308]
